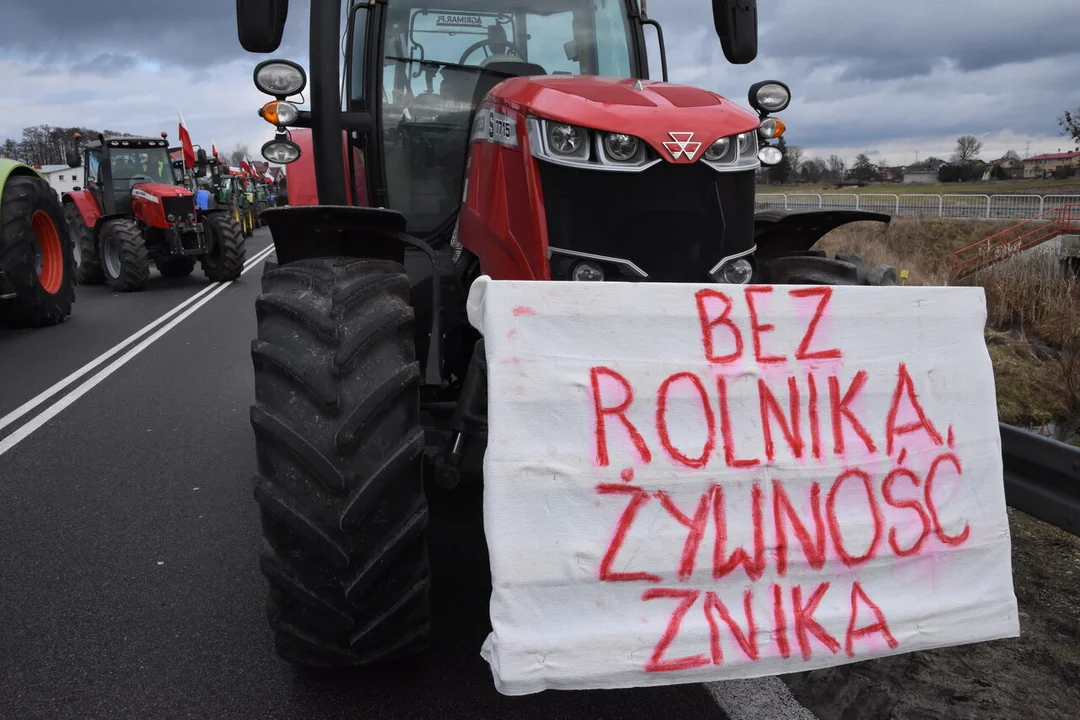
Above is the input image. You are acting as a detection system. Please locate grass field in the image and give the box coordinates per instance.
[760,178,1080,197]
[816,217,1080,435]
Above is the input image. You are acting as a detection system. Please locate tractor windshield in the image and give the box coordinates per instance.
[359,0,637,235]
[109,147,174,187]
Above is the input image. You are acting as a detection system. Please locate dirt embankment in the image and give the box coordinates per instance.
[781,509,1080,720]
[782,220,1080,718]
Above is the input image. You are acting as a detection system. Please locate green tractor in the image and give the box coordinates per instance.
[0,159,77,328]
[235,174,257,238]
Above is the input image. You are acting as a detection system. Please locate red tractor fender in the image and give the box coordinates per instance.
[63,189,101,230]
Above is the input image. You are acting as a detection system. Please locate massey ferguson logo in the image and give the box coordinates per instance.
[662,132,702,161]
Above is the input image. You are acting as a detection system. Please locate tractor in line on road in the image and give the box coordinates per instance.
[63,133,247,291]
[234,0,897,670]
[0,159,77,328]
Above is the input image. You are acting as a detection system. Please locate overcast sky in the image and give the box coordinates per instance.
[2,0,1078,166]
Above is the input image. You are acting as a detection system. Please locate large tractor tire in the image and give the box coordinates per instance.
[156,256,196,278]
[250,258,432,667]
[762,251,899,286]
[100,217,150,292]
[201,213,245,282]
[0,175,76,328]
[65,200,104,285]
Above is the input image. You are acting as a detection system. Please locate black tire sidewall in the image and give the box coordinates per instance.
[0,175,75,325]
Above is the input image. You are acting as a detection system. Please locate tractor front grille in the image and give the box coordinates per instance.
[162,196,194,223]
[537,161,756,282]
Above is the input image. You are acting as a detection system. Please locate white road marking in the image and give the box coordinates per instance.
[0,243,276,458]
[0,243,275,436]
[704,678,819,720]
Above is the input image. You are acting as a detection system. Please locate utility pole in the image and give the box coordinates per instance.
[1025,140,1031,158]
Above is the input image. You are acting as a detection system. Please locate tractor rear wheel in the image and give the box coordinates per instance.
[761,251,899,286]
[250,258,431,667]
[157,256,196,278]
[201,213,245,282]
[100,217,149,292]
[0,175,76,328]
[65,200,104,285]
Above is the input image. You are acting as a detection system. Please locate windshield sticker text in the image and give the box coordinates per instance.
[436,14,484,27]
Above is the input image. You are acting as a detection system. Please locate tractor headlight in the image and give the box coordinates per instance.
[749,81,791,114]
[572,262,605,281]
[737,131,757,157]
[262,137,301,164]
[547,123,586,157]
[758,117,786,139]
[718,258,754,285]
[254,59,307,98]
[704,137,732,162]
[603,133,639,161]
[759,146,783,165]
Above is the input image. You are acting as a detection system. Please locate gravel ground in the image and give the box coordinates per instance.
[780,507,1080,720]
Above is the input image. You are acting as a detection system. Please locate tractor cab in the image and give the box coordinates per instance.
[69,136,174,216]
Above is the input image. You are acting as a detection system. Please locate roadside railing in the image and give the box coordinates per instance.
[755,193,1080,221]
[1000,423,1080,537]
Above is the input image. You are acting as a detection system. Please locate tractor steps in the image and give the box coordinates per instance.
[951,205,1080,280]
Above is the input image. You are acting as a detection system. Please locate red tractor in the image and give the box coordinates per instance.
[235,0,896,670]
[63,133,246,291]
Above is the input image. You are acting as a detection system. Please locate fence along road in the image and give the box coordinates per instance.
[755,193,1080,220]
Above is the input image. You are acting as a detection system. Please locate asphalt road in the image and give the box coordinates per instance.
[0,229,760,720]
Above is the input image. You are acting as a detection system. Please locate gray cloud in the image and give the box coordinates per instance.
[0,0,311,69]
[648,0,1080,160]
[2,0,1078,165]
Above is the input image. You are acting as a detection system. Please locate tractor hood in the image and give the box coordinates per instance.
[491,76,762,164]
[130,182,194,201]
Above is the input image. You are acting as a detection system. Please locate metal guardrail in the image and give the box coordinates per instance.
[756,193,1080,221]
[1000,423,1080,537]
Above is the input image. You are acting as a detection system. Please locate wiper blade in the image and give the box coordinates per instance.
[384,55,518,78]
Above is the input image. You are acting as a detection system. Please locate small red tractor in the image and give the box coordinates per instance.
[63,133,246,291]
[235,0,896,670]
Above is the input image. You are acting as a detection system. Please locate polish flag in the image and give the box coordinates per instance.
[178,110,196,169]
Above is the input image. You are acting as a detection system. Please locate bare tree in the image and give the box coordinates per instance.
[952,135,983,162]
[1060,107,1080,149]
[228,144,251,167]
[801,156,827,183]
[1005,149,1021,161]
[826,154,846,182]
[785,144,804,178]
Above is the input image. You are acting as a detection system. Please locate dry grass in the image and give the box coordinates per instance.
[815,217,1080,435]
[815,217,1005,285]
[761,179,1080,196]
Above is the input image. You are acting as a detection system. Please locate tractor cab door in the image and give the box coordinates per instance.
[85,149,110,214]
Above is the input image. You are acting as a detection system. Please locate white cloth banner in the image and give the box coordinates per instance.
[466,278,1019,696]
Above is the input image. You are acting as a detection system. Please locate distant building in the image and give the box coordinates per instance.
[988,155,1024,179]
[1023,150,1080,179]
[902,169,938,184]
[36,165,80,195]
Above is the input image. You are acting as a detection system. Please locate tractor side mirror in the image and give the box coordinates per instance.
[713,0,758,65]
[236,0,289,53]
[66,148,81,168]
[73,186,82,192]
